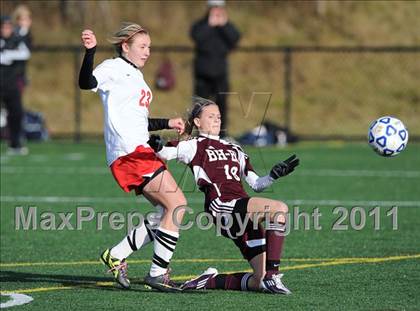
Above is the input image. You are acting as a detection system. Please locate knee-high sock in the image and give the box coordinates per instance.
[110,205,163,260]
[265,222,286,278]
[149,227,179,277]
[207,273,252,291]
[110,219,156,260]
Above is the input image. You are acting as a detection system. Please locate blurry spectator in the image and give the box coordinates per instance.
[190,0,240,137]
[12,4,33,95]
[0,15,31,155]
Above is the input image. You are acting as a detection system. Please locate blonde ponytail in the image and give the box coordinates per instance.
[108,22,148,55]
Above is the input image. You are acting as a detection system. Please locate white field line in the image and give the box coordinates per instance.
[0,293,33,308]
[0,195,419,207]
[297,169,420,178]
[1,166,419,178]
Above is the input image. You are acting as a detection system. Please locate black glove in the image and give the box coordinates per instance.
[148,134,164,152]
[270,154,300,179]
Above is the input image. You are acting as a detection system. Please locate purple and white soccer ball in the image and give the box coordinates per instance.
[368,116,408,157]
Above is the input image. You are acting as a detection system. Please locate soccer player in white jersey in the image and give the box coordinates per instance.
[149,97,299,294]
[79,23,188,292]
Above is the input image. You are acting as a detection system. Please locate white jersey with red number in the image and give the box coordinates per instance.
[92,57,153,166]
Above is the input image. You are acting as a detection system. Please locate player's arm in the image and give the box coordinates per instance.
[148,119,170,131]
[148,118,185,134]
[79,29,98,90]
[245,154,300,192]
[148,135,196,164]
[157,145,179,161]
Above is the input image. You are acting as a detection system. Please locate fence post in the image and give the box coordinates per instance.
[283,47,292,132]
[74,48,81,143]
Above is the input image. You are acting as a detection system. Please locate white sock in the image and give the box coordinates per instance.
[149,227,179,277]
[110,205,163,260]
[110,220,155,260]
[241,273,253,291]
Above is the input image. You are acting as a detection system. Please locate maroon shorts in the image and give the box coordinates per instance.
[210,197,266,261]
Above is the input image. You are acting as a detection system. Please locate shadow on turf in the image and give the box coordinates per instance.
[0,271,206,294]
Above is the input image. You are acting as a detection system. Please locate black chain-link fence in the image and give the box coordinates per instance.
[25,45,420,142]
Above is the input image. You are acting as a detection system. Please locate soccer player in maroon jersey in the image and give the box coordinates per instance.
[149,97,299,294]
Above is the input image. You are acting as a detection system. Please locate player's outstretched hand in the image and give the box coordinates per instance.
[169,118,185,135]
[148,134,164,153]
[270,154,300,179]
[81,29,97,49]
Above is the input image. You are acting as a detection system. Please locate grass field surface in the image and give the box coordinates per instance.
[1,141,419,310]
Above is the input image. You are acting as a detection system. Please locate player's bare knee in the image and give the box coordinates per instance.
[269,201,288,223]
[159,192,187,210]
[178,196,188,208]
[174,204,187,219]
[170,198,188,211]
[279,201,288,214]
[172,191,187,208]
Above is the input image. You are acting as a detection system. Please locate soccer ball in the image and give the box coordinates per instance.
[368,116,408,157]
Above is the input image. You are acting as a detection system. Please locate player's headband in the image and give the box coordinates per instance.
[191,97,217,118]
[123,27,147,43]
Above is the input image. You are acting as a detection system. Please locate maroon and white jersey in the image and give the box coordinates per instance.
[158,134,274,214]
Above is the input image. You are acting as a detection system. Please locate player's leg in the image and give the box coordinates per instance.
[247,197,288,224]
[183,195,289,294]
[183,199,267,292]
[234,219,266,291]
[102,149,185,291]
[247,197,291,294]
[107,203,162,260]
[187,230,266,292]
[100,203,162,289]
[247,252,266,290]
[142,170,187,291]
[185,256,265,292]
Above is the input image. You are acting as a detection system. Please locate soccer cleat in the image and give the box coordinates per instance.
[261,273,291,295]
[100,249,130,289]
[181,267,218,290]
[144,268,181,293]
